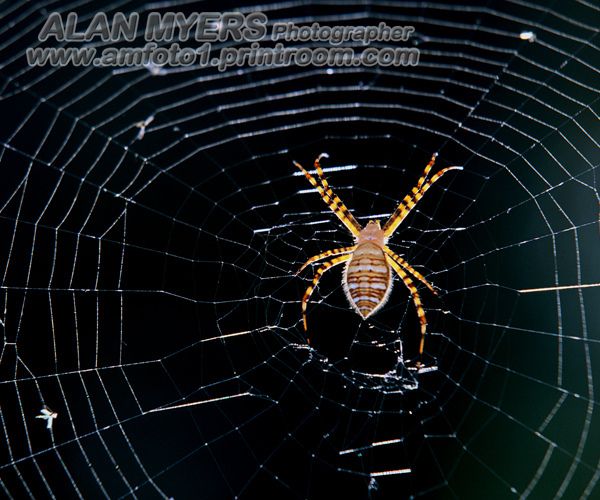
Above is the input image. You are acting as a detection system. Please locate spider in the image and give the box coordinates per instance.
[294,152,461,359]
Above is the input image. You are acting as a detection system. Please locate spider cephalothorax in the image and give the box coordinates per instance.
[294,153,461,358]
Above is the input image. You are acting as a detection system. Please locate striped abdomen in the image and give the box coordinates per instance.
[344,242,392,318]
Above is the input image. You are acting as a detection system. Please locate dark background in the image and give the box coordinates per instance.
[0,1,598,499]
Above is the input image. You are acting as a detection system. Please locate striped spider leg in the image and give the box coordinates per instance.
[295,153,461,358]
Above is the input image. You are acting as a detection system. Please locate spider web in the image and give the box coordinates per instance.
[0,0,598,498]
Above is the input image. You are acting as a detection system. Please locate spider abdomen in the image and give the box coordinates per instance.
[344,242,392,318]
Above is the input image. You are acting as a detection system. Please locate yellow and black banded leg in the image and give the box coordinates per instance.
[382,155,436,237]
[297,245,357,275]
[293,156,362,237]
[384,247,437,296]
[301,254,351,339]
[386,255,428,361]
[417,153,438,191]
[383,163,462,238]
[313,153,334,190]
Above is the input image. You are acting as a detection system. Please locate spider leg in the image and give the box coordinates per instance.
[417,153,438,191]
[294,154,362,237]
[297,245,357,275]
[384,247,438,295]
[381,155,435,238]
[383,158,462,238]
[385,254,428,357]
[312,153,338,195]
[301,254,351,337]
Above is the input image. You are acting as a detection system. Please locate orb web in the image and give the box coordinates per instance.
[0,1,598,498]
